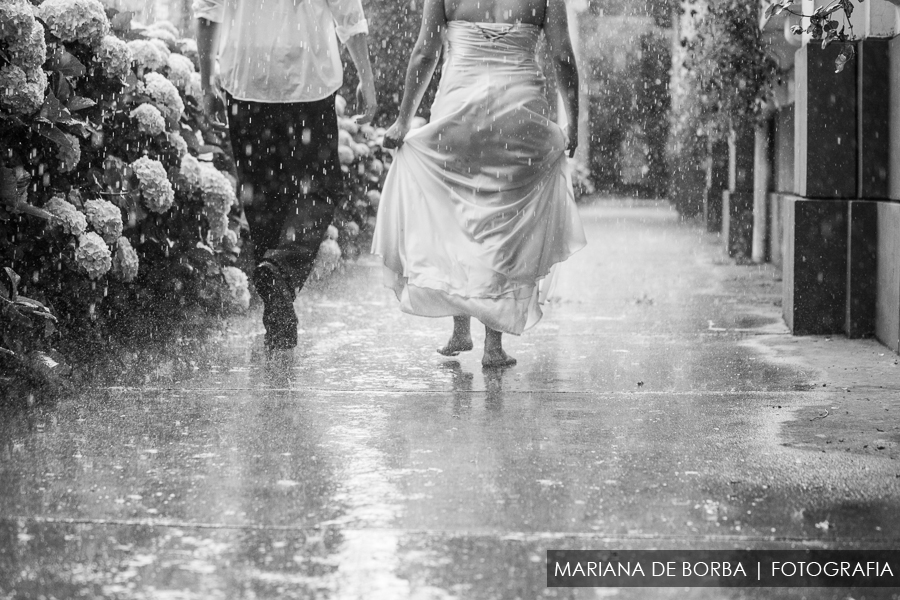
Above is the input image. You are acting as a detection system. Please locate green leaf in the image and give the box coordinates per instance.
[123,71,139,89]
[38,89,73,124]
[67,96,96,112]
[0,166,50,221]
[3,267,21,301]
[14,297,57,321]
[46,49,86,78]
[197,145,225,155]
[180,128,202,152]
[34,123,80,171]
[51,71,72,102]
[835,45,855,73]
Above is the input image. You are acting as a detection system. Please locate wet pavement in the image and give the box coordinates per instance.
[2,200,899,599]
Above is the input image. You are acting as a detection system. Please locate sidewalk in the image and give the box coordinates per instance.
[0,200,898,600]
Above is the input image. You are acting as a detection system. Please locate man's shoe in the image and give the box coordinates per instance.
[253,261,298,350]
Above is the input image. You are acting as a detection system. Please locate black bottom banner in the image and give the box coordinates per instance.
[547,550,900,587]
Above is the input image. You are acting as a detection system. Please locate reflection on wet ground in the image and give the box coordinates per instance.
[1,202,899,599]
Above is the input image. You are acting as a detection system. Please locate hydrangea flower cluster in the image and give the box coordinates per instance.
[148,20,178,38]
[75,232,112,280]
[0,64,46,116]
[168,131,188,159]
[57,130,82,172]
[198,161,236,216]
[9,20,46,72]
[83,198,124,244]
[45,194,87,237]
[221,229,239,253]
[221,266,250,310]
[36,0,110,48]
[131,156,175,213]
[177,154,202,193]
[127,39,167,72]
[143,27,177,46]
[149,38,170,59]
[112,237,139,282]
[0,0,34,42]
[207,212,229,241]
[198,160,235,242]
[0,1,48,116]
[185,72,203,100]
[97,35,133,80]
[312,238,342,280]
[165,53,195,92]
[144,72,184,121]
[130,103,166,136]
[177,38,199,65]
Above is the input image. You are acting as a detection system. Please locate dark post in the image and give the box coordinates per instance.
[704,138,728,233]
[723,124,755,260]
[784,43,856,334]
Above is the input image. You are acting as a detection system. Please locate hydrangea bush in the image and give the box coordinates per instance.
[323,95,391,278]
[0,0,249,389]
[1,1,390,391]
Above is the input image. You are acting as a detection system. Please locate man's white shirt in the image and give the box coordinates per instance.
[193,0,368,103]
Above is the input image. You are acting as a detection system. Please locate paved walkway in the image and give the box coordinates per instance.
[1,201,899,599]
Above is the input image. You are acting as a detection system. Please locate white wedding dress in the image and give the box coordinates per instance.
[371,21,586,335]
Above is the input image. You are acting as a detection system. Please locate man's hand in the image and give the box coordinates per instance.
[354,80,378,124]
[345,33,377,123]
[196,17,226,129]
[382,119,410,150]
[202,85,226,126]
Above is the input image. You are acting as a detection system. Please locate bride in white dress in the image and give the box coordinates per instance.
[372,0,586,367]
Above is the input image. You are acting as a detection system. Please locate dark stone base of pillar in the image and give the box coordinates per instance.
[768,193,785,269]
[704,186,723,233]
[783,197,848,334]
[846,201,877,338]
[723,191,753,260]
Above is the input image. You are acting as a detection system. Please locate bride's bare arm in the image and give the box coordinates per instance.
[543,0,579,157]
[383,0,447,148]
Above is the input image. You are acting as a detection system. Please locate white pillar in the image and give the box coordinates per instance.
[862,0,900,37]
[752,122,771,263]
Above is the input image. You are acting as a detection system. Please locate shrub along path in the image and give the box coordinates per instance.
[1,200,898,599]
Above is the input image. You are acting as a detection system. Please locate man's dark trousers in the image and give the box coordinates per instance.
[226,92,341,292]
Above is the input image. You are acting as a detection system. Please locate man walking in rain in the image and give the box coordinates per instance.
[194,0,378,351]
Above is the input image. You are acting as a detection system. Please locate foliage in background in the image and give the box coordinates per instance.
[339,0,441,125]
[588,0,674,28]
[584,18,671,198]
[666,0,782,216]
[683,0,782,139]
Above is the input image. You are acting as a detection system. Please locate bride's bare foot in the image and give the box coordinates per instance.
[482,348,517,368]
[438,316,473,356]
[437,334,474,356]
[482,326,516,368]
